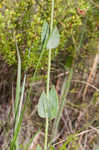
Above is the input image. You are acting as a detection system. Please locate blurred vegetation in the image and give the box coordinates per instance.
[0,0,99,71]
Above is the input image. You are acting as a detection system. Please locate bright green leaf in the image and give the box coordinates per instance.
[46,26,60,49]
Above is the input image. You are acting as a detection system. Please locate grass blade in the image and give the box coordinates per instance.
[14,42,21,118]
[50,68,73,143]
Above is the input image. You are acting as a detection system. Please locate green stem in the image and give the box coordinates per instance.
[26,39,47,103]
[44,115,49,150]
[45,0,54,150]
[45,48,51,150]
[33,41,47,81]
[50,0,54,33]
[46,0,54,96]
[45,47,51,150]
[47,48,52,98]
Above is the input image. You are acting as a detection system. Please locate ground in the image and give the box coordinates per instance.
[0,52,99,150]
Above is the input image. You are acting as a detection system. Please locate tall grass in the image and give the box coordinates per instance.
[10,41,26,150]
[50,68,73,144]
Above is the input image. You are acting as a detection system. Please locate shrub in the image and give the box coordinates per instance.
[0,0,98,71]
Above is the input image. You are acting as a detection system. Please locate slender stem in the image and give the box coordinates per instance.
[46,0,54,97]
[44,49,51,150]
[26,39,47,103]
[45,47,51,150]
[45,0,54,150]
[45,48,51,150]
[33,41,47,81]
[44,115,49,150]
[47,48,52,98]
[50,0,54,33]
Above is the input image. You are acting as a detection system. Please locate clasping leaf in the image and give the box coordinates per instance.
[46,26,60,49]
[37,86,58,120]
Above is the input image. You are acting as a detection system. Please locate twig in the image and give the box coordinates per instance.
[72,80,99,92]
[83,44,99,98]
[89,126,99,134]
[28,132,42,150]
[84,134,88,149]
[26,80,43,88]
[64,109,73,133]
[56,71,69,78]
[56,73,99,93]
[53,127,99,146]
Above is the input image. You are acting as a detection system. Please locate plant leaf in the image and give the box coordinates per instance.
[37,91,48,118]
[41,21,49,44]
[15,42,21,116]
[46,26,60,49]
[37,86,58,120]
[36,145,42,150]
[48,86,58,120]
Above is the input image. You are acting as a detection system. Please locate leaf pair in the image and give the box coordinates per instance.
[41,21,60,50]
[38,86,58,120]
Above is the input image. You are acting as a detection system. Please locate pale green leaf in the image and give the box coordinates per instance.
[46,26,60,49]
[48,86,58,120]
[37,91,48,118]
[37,86,58,120]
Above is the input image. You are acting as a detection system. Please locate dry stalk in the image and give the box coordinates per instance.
[28,132,42,150]
[83,44,99,99]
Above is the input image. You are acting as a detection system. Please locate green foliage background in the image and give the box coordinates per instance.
[0,0,98,71]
